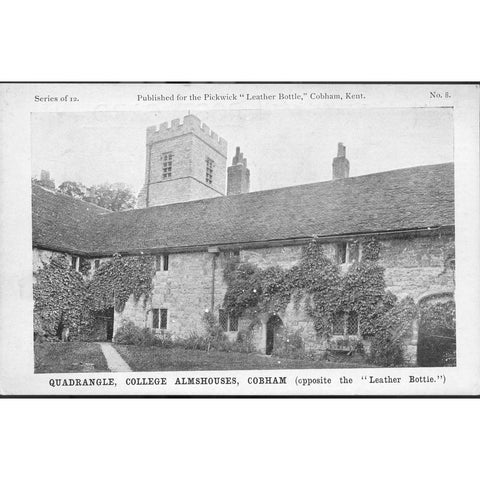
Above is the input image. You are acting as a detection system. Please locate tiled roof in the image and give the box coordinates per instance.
[32,186,110,254]
[32,162,454,255]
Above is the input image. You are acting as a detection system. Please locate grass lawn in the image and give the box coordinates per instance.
[34,342,109,374]
[113,345,370,372]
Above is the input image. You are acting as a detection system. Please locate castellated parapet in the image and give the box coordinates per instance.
[137,114,228,208]
[146,115,227,157]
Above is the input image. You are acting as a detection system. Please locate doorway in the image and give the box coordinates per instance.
[95,307,114,341]
[266,315,283,355]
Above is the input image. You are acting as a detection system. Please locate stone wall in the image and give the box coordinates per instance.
[115,251,220,338]
[379,234,454,301]
[32,248,72,274]
[137,115,227,208]
[111,232,454,355]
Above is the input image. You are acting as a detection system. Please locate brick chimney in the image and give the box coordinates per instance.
[332,143,350,180]
[40,170,55,190]
[227,147,250,195]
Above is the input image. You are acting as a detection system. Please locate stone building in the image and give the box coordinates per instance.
[32,115,455,364]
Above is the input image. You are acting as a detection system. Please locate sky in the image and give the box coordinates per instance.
[31,107,453,195]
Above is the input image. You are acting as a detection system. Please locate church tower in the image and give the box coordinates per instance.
[137,115,227,208]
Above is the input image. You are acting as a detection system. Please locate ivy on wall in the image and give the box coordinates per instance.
[33,253,156,339]
[339,239,396,336]
[88,253,155,312]
[223,237,411,340]
[33,254,89,338]
[369,297,419,366]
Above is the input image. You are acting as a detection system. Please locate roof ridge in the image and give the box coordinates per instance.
[32,184,113,214]
[112,161,454,216]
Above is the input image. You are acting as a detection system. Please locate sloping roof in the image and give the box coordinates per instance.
[32,162,454,255]
[32,186,110,253]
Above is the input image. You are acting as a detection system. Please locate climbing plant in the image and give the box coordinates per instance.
[222,238,343,333]
[417,300,456,367]
[33,252,156,340]
[222,237,415,343]
[33,254,89,339]
[369,296,419,366]
[339,238,395,336]
[87,253,156,312]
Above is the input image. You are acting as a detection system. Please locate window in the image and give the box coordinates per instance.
[336,242,360,265]
[337,243,347,264]
[349,242,360,263]
[152,309,159,329]
[162,152,173,179]
[332,314,359,336]
[155,254,169,271]
[346,314,359,335]
[219,309,238,332]
[94,259,100,269]
[152,309,168,331]
[205,157,214,184]
[160,309,168,329]
[71,255,79,270]
[219,309,228,331]
[225,249,240,261]
[229,317,238,332]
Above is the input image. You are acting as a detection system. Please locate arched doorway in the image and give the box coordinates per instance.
[266,315,284,355]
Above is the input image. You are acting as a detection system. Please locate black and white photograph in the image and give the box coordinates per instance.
[31,107,456,375]
[0,82,478,396]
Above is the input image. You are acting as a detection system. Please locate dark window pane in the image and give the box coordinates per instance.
[163,254,169,271]
[347,314,359,335]
[337,243,347,264]
[160,309,168,329]
[229,317,238,332]
[219,309,228,331]
[94,259,100,269]
[332,316,345,335]
[152,309,159,329]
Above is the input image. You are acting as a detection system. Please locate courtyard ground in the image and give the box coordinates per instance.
[34,341,371,373]
[34,342,110,373]
[112,344,370,371]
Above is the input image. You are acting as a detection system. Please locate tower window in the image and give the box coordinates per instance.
[162,152,173,179]
[205,158,214,184]
[94,259,100,269]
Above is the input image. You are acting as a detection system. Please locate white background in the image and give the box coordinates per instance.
[1,1,479,480]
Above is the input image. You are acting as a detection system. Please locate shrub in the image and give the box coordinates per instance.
[114,321,159,346]
[233,328,257,353]
[369,297,419,367]
[417,300,456,367]
[177,332,209,351]
[272,328,306,359]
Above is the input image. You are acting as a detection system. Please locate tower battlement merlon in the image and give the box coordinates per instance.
[146,114,227,156]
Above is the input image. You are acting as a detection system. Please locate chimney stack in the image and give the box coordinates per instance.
[332,142,350,180]
[227,147,250,195]
[40,170,56,190]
